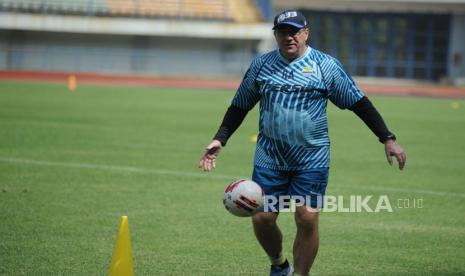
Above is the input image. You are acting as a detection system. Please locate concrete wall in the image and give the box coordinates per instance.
[449,14,465,85]
[0,30,260,77]
[0,12,273,40]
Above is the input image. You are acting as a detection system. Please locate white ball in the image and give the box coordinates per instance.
[223,179,264,217]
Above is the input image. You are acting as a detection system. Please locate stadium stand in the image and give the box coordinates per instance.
[46,0,105,14]
[0,0,266,22]
[135,0,181,17]
[228,0,262,23]
[0,0,109,15]
[181,0,229,20]
[0,0,270,78]
[106,0,136,16]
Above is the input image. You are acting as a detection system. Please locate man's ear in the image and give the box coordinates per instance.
[305,28,310,44]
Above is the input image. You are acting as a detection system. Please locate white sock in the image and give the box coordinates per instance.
[269,253,286,266]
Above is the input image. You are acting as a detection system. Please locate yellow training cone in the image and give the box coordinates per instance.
[109,216,134,276]
[68,74,77,92]
[451,101,460,109]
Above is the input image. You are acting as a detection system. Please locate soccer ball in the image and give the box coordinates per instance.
[223,179,264,217]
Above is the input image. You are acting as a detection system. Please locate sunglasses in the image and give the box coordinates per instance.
[275,28,307,37]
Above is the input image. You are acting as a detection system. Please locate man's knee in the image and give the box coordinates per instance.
[252,212,278,226]
[294,206,319,231]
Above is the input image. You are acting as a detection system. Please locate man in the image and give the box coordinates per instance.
[199,10,406,276]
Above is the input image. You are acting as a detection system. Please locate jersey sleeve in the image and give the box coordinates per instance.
[231,57,263,111]
[320,57,364,109]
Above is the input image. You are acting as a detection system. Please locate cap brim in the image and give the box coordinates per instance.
[272,22,306,30]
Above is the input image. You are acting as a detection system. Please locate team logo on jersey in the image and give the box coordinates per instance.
[302,66,313,78]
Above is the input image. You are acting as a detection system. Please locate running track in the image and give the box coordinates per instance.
[1,70,464,98]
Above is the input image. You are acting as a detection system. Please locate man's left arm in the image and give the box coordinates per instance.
[349,96,406,170]
[321,57,406,170]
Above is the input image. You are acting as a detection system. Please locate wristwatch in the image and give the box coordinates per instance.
[380,133,396,143]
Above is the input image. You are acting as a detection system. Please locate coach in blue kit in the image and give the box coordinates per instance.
[199,10,406,276]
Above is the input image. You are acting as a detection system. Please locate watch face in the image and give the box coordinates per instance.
[386,134,396,141]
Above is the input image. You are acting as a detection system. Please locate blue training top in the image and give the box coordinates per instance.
[231,47,364,171]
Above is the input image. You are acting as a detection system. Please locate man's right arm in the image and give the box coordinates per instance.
[198,105,248,172]
[213,105,249,146]
[199,56,263,172]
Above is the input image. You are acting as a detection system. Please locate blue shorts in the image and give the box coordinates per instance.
[252,165,329,210]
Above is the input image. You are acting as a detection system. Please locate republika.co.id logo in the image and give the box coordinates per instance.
[264,195,423,213]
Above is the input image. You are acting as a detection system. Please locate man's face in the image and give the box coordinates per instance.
[274,25,309,60]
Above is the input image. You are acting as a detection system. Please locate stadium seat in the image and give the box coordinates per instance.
[90,0,109,15]
[106,0,136,16]
[136,0,181,17]
[0,0,19,11]
[182,0,229,19]
[15,0,41,12]
[132,0,231,20]
[227,0,262,23]
[107,0,138,16]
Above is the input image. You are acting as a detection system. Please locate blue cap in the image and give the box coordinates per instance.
[273,10,307,30]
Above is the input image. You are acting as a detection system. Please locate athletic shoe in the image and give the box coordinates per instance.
[270,260,293,276]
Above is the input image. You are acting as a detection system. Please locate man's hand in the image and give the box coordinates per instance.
[198,140,222,172]
[384,139,406,170]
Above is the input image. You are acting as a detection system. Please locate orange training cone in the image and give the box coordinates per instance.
[109,216,134,276]
[68,74,77,92]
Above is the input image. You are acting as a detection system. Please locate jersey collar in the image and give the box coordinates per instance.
[277,46,311,64]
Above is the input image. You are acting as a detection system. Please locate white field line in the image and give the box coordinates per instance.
[0,157,232,180]
[337,184,465,198]
[1,157,464,198]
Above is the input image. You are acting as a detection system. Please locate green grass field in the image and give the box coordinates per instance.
[1,80,464,275]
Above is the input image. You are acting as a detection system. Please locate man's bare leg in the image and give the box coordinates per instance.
[293,206,319,275]
[252,212,284,262]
